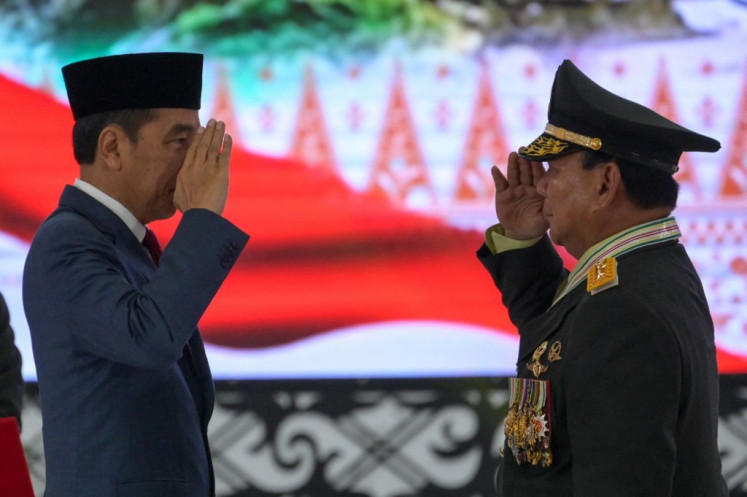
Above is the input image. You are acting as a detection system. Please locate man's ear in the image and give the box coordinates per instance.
[98,125,125,171]
[596,160,623,207]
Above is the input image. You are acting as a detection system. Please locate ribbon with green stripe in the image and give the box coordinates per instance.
[552,217,681,306]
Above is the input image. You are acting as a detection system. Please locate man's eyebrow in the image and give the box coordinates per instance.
[166,124,196,137]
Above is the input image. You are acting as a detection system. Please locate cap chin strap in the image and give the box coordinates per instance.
[527,123,678,174]
[545,123,602,151]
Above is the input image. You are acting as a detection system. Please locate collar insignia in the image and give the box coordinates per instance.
[587,257,618,295]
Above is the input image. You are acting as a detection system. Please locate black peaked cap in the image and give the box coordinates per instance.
[519,59,720,173]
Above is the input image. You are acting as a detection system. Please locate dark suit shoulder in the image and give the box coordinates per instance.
[569,241,709,367]
[35,207,102,239]
[27,207,122,271]
[614,241,701,297]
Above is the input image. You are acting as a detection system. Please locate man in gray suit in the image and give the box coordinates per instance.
[23,52,249,497]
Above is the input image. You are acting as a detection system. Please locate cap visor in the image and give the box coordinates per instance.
[518,133,585,161]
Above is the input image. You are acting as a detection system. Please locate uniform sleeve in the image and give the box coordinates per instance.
[477,234,567,328]
[23,208,249,369]
[484,224,543,255]
[564,290,680,496]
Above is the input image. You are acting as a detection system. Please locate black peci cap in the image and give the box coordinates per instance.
[62,52,203,120]
[519,59,720,174]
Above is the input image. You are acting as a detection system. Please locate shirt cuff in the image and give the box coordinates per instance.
[484,224,543,255]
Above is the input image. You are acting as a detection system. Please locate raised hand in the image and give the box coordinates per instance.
[492,151,548,239]
[174,119,232,216]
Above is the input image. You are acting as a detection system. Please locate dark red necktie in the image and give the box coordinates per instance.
[142,228,162,266]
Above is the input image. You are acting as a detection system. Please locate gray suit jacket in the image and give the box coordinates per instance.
[23,185,248,497]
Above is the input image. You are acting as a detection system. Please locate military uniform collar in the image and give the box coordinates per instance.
[552,217,681,306]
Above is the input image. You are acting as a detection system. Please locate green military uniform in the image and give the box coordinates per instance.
[477,60,727,496]
[478,218,727,496]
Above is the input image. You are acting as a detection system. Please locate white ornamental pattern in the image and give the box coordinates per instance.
[720,406,747,492]
[681,212,747,359]
[18,379,747,497]
[209,391,485,497]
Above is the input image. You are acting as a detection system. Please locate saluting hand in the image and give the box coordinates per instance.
[174,118,232,216]
[492,151,548,239]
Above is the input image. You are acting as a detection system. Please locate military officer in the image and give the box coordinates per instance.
[477,59,727,496]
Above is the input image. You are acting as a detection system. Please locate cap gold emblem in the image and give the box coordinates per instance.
[523,136,570,157]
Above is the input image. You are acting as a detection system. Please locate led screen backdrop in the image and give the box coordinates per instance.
[1,0,746,380]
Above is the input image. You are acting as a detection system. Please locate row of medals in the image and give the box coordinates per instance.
[503,340,561,467]
[502,257,614,466]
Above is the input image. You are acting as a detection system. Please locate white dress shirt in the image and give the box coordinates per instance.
[73,178,147,243]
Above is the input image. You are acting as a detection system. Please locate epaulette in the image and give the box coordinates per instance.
[587,257,619,295]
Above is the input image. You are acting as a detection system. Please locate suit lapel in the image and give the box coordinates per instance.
[57,185,154,271]
[58,185,213,424]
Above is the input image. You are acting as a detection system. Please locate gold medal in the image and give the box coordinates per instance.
[527,361,548,378]
[548,341,562,362]
[504,378,553,467]
[532,341,548,359]
[526,341,549,378]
